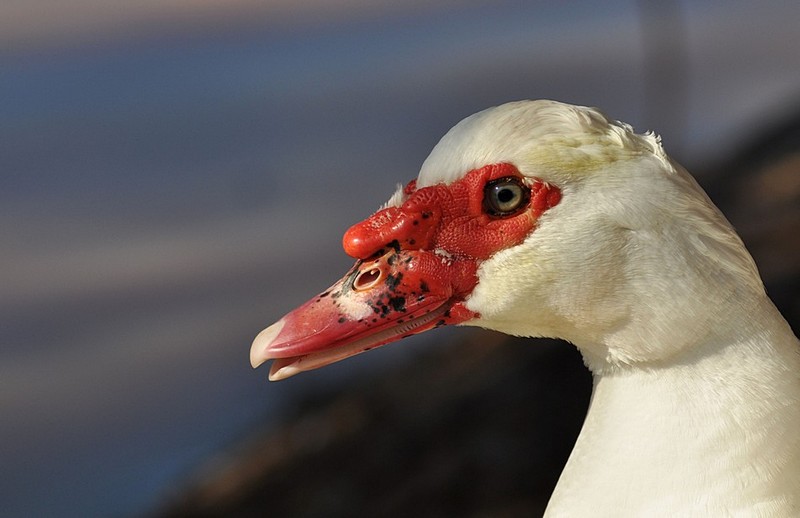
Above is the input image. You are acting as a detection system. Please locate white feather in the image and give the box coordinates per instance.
[409,100,800,516]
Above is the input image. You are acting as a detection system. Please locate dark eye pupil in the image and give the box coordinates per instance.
[497,188,515,203]
[483,177,529,217]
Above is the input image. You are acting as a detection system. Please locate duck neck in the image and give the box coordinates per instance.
[545,297,800,517]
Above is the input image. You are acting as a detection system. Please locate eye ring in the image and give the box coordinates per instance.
[483,177,530,217]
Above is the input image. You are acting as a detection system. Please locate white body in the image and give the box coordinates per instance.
[548,298,800,516]
[413,101,800,516]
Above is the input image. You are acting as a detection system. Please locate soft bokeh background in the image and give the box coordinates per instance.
[2,1,799,516]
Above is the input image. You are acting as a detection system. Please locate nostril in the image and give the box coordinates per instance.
[354,267,382,291]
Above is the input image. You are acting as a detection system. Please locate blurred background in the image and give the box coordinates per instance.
[2,1,799,516]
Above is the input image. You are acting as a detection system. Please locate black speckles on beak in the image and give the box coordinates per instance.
[250,248,479,380]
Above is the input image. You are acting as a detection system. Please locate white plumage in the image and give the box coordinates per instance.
[252,100,800,516]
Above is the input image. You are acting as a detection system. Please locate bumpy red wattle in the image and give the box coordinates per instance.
[342,204,441,259]
[343,163,561,261]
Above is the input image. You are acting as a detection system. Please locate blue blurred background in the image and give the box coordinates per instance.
[2,1,799,516]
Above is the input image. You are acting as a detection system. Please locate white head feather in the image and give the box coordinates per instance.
[370,100,799,515]
[410,100,764,371]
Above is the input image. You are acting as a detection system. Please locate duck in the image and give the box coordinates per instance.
[250,100,800,516]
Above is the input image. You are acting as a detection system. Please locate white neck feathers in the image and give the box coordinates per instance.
[546,297,800,516]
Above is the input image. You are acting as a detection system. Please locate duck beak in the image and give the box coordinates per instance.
[250,246,477,381]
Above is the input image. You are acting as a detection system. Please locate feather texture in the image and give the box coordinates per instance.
[415,100,800,515]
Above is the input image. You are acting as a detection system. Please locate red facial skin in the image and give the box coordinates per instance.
[345,163,561,260]
[255,163,562,380]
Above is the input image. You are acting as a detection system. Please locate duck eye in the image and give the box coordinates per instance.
[483,177,529,217]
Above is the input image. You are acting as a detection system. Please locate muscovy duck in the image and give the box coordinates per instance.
[251,100,800,516]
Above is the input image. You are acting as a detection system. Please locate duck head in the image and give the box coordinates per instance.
[251,100,762,380]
